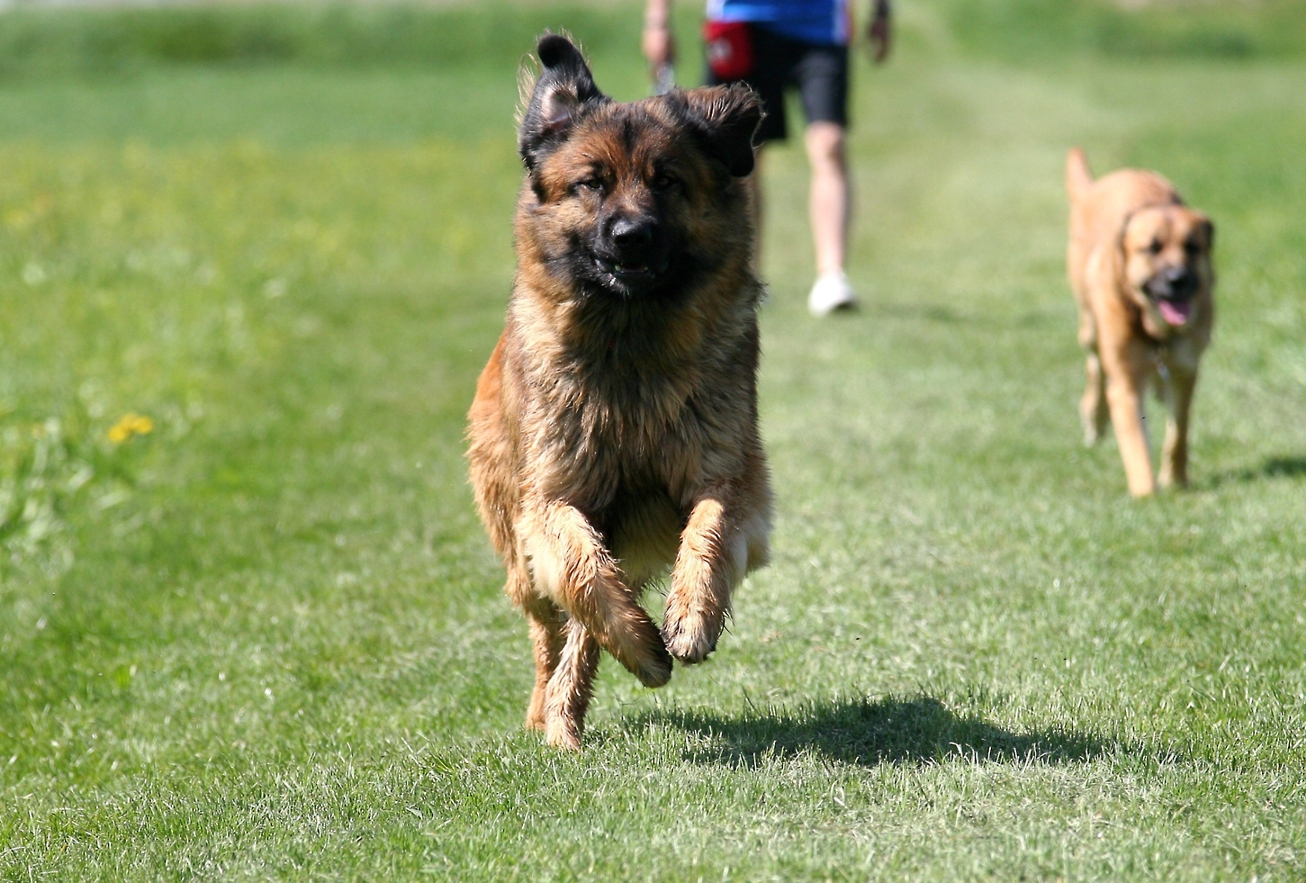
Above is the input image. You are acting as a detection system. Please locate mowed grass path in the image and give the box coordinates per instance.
[1,2,1304,879]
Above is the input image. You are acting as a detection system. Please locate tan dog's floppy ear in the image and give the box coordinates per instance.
[1197,214,1215,250]
[1109,209,1139,288]
[519,34,610,171]
[1115,209,1136,258]
[675,84,764,177]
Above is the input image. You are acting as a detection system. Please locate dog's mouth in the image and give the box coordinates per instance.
[596,257,656,280]
[591,253,669,292]
[1144,270,1199,326]
[1155,298,1193,326]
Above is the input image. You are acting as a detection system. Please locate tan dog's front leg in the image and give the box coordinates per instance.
[1103,347,1156,497]
[522,500,672,688]
[1159,366,1198,489]
[663,491,746,664]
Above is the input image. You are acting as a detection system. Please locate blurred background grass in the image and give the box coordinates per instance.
[947,0,1306,62]
[0,0,1303,80]
[0,0,1301,141]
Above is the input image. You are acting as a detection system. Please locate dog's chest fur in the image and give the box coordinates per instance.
[504,290,758,520]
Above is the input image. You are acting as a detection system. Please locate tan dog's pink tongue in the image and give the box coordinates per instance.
[1158,300,1192,325]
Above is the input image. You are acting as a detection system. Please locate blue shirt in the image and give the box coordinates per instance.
[706,0,849,46]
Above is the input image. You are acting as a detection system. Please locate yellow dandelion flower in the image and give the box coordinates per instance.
[108,414,154,443]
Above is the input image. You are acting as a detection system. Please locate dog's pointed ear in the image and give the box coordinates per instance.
[675,84,764,177]
[519,34,608,171]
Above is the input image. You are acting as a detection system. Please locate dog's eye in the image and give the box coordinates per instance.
[575,178,604,194]
[652,172,678,191]
[1184,238,1203,254]
[1147,239,1163,255]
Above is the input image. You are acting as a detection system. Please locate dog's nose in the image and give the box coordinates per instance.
[609,217,655,248]
[1166,266,1196,297]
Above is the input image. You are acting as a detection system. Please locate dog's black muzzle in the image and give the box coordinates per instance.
[592,214,669,293]
[1144,265,1198,303]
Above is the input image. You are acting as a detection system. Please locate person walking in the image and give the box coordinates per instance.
[642,0,892,316]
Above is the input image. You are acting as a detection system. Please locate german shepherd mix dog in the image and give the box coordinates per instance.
[1066,148,1215,497]
[467,35,772,749]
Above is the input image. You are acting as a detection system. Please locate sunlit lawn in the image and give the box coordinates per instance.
[1,1,1304,879]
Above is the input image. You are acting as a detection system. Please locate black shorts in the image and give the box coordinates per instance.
[705,25,849,143]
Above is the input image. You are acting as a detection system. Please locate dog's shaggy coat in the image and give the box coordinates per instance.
[467,35,772,749]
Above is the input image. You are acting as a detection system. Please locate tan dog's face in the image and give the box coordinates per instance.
[1121,206,1214,333]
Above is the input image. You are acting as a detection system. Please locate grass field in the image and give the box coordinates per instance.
[1,0,1304,878]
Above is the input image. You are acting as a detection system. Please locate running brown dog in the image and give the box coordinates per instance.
[1066,147,1216,497]
[467,35,772,749]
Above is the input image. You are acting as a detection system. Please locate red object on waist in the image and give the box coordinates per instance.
[704,20,755,80]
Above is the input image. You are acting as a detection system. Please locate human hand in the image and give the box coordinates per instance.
[867,0,892,64]
[643,22,676,70]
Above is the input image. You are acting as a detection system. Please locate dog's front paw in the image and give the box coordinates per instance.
[661,609,722,665]
[609,617,673,688]
[628,622,673,687]
[634,645,674,688]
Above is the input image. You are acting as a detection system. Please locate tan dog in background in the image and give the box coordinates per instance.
[1066,148,1215,497]
[467,35,772,749]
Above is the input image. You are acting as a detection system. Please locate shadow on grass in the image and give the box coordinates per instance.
[1204,455,1306,489]
[632,695,1124,768]
[862,301,1063,330]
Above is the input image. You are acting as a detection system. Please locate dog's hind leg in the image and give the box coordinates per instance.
[1081,351,1110,446]
[522,595,566,732]
[543,618,600,750]
[1078,311,1109,445]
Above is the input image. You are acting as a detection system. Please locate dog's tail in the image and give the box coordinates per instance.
[1066,147,1094,202]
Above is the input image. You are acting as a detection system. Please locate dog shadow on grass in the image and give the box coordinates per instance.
[1204,455,1306,489]
[628,695,1131,769]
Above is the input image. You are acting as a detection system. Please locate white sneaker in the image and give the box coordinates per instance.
[807,271,857,316]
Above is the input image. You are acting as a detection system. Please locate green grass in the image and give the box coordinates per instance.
[1,0,1304,879]
[0,3,639,78]
[939,0,1306,63]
